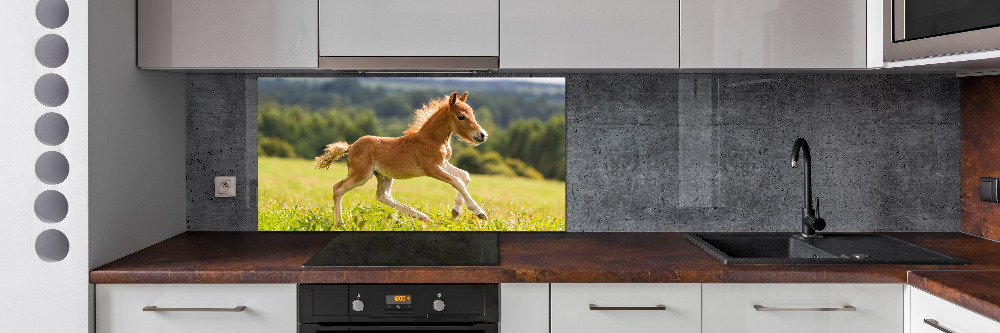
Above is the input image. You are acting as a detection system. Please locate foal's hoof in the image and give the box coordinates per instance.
[451,209,460,218]
[476,213,488,220]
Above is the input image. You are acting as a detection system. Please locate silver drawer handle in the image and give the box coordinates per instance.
[924,319,955,333]
[589,304,667,311]
[143,306,246,312]
[753,305,856,312]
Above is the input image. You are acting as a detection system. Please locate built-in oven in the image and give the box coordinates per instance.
[299,284,498,333]
[884,0,1000,61]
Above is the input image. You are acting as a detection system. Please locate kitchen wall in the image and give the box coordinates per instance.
[960,75,1000,241]
[186,73,960,232]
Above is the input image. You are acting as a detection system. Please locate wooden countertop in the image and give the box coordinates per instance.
[90,232,1000,322]
[90,231,1000,284]
[908,270,1000,323]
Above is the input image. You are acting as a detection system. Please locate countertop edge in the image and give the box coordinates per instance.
[908,270,1000,324]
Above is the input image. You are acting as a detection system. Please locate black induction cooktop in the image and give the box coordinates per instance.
[303,232,499,267]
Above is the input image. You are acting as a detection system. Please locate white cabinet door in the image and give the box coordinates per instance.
[319,0,499,57]
[96,284,297,333]
[702,283,903,333]
[911,287,1000,333]
[681,0,869,68]
[500,0,680,69]
[500,284,549,333]
[138,0,318,69]
[550,283,700,333]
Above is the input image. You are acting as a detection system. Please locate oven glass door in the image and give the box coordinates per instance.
[900,0,1000,41]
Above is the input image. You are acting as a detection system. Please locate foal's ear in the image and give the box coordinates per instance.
[458,92,469,102]
[449,92,459,105]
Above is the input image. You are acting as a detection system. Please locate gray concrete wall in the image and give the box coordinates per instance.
[187,73,960,232]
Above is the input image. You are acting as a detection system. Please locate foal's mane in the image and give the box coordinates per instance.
[403,95,452,135]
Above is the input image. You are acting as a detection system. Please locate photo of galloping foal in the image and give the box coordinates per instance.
[313,92,489,228]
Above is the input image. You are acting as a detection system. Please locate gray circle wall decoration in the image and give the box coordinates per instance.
[35,34,69,68]
[34,73,69,107]
[34,190,68,223]
[35,112,69,146]
[35,229,69,262]
[35,151,69,185]
[36,0,69,29]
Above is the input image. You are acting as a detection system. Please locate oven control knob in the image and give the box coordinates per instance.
[352,299,364,312]
[432,299,446,312]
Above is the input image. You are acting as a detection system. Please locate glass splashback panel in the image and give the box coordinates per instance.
[257,77,566,232]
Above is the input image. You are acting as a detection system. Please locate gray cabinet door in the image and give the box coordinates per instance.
[138,0,318,69]
[501,0,680,69]
[681,0,870,68]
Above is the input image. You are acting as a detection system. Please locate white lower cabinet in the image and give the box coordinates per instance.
[702,283,903,333]
[910,287,1000,333]
[550,283,702,333]
[500,283,549,333]
[97,282,1000,333]
[95,284,297,333]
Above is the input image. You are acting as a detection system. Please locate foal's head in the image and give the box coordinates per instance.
[445,92,488,146]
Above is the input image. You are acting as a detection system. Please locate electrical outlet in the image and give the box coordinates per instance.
[215,176,236,197]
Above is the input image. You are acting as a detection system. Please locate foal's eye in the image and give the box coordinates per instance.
[457,115,466,120]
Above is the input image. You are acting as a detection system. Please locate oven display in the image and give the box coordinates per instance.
[386,295,412,304]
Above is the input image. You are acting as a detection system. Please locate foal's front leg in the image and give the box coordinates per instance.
[425,165,488,219]
[443,163,471,218]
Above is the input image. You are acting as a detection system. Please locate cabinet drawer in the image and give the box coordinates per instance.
[702,283,902,333]
[96,284,296,333]
[550,283,700,333]
[911,287,1000,333]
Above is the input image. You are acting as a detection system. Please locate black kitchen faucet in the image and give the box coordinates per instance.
[791,138,826,238]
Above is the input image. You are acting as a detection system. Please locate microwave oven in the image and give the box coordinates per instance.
[884,0,1000,62]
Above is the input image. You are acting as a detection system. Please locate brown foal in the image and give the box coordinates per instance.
[314,92,489,228]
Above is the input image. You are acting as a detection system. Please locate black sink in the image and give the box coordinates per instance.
[686,233,966,265]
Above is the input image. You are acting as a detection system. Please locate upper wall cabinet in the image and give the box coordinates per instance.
[681,0,875,68]
[138,0,317,69]
[318,0,500,70]
[500,0,680,69]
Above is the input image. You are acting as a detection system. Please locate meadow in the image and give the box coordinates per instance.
[258,156,566,231]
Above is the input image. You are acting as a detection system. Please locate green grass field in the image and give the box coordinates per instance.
[258,156,565,231]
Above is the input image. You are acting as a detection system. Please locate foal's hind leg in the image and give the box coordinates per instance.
[374,173,431,224]
[424,165,488,220]
[444,163,471,218]
[331,168,373,227]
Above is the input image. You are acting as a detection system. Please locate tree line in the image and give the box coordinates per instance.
[258,78,565,129]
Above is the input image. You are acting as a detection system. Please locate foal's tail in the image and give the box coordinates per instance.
[313,142,350,169]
